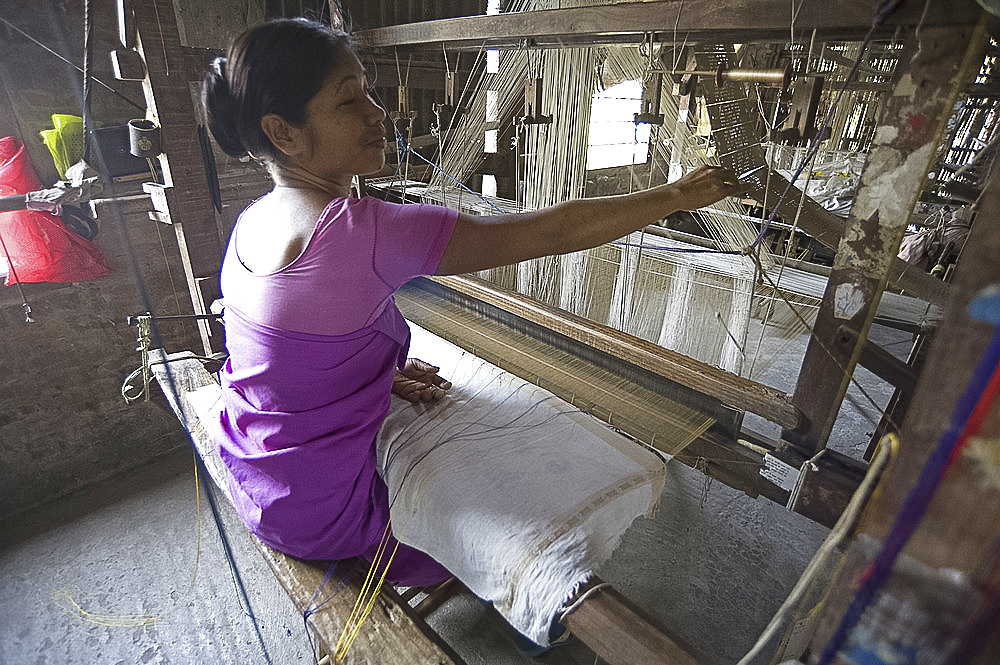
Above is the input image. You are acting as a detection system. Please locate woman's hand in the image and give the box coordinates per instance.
[668,164,752,211]
[392,358,452,403]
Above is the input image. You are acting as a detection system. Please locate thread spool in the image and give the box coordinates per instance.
[128,119,161,158]
[716,64,791,89]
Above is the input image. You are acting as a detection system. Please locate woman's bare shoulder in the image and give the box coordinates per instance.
[236,190,331,273]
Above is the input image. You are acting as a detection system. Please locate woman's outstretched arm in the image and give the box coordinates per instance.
[436,165,748,276]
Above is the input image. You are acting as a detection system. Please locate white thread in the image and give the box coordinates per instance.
[735,438,896,665]
[558,582,612,622]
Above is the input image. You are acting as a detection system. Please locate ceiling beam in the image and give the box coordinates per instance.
[353,0,984,52]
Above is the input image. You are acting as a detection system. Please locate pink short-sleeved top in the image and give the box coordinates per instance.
[207,196,457,569]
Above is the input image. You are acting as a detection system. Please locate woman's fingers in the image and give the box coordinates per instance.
[673,165,752,210]
[393,375,448,402]
[404,358,452,390]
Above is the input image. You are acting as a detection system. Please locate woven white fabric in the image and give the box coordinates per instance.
[377,324,668,644]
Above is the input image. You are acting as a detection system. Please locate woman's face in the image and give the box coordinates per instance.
[293,48,387,187]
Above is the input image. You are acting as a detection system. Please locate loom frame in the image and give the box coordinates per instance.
[352,2,987,530]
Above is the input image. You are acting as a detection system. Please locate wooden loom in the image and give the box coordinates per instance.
[122,0,989,663]
[354,3,985,528]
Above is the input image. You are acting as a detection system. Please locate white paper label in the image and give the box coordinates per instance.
[761,453,799,491]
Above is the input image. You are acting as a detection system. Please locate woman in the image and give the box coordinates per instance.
[201,17,745,587]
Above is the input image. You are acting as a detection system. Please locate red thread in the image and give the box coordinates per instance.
[945,358,1000,471]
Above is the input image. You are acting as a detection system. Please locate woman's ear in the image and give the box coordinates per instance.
[261,113,304,157]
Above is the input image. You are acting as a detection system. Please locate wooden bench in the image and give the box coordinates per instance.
[148,349,467,665]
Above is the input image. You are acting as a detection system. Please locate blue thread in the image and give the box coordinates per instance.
[302,560,345,621]
[301,559,352,664]
[816,328,1000,665]
[395,137,509,213]
[198,459,275,665]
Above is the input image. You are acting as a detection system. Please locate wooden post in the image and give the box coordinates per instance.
[803,107,1000,665]
[780,23,987,462]
[132,0,225,355]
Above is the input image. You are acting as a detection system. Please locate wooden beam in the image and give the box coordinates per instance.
[396,278,742,448]
[352,0,981,52]
[133,1,224,355]
[419,274,803,430]
[781,23,987,458]
[561,578,704,665]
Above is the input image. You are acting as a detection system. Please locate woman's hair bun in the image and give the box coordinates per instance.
[202,56,250,158]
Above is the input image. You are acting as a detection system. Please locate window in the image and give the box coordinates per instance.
[586,80,652,170]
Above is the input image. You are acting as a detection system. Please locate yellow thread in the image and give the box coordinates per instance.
[191,450,202,589]
[52,590,160,628]
[50,453,215,631]
[333,524,388,657]
[337,544,400,660]
[333,509,418,661]
[333,521,401,661]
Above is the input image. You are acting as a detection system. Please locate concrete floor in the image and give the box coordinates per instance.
[0,324,910,665]
[0,447,634,665]
[0,449,827,665]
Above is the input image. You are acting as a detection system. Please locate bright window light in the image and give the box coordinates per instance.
[486,89,499,122]
[586,80,652,170]
[482,173,497,198]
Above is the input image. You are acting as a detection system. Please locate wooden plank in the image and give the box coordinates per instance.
[352,0,981,51]
[781,23,987,457]
[419,274,804,430]
[561,577,704,665]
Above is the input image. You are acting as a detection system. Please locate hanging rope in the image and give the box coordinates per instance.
[81,0,93,165]
[0,229,34,323]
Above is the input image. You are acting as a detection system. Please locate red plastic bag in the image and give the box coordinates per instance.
[0,136,112,285]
